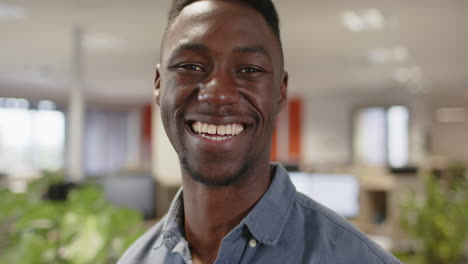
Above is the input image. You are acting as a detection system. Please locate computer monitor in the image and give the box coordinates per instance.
[289,172,360,218]
[99,174,155,219]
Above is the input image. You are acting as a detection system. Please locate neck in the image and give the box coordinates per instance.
[182,162,271,263]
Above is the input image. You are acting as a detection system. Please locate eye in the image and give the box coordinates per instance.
[239,67,262,73]
[179,64,205,72]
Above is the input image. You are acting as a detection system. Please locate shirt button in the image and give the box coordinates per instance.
[249,239,257,248]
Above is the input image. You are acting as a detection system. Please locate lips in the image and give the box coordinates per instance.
[190,121,246,141]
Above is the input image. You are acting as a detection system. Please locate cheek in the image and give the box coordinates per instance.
[160,78,196,131]
[160,93,185,152]
[159,89,178,133]
[163,75,196,105]
[255,84,280,118]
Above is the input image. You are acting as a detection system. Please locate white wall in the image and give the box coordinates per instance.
[301,95,351,166]
[151,103,183,186]
[431,121,468,162]
[429,92,468,163]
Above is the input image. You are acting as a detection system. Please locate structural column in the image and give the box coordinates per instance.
[67,25,85,182]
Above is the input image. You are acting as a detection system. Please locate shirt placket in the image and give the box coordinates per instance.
[238,236,262,264]
[214,229,247,264]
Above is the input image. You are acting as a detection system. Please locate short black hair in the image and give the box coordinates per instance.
[166,0,281,43]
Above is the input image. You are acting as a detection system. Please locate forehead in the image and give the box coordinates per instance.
[162,0,280,61]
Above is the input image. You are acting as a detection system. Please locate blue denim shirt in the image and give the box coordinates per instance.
[118,164,401,264]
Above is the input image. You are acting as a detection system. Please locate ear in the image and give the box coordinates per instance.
[278,70,288,112]
[154,64,161,106]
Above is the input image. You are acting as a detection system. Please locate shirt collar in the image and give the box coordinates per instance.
[242,163,296,246]
[154,187,185,251]
[154,163,296,249]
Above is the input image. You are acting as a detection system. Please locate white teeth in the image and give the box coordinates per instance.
[217,126,226,135]
[200,134,233,141]
[201,123,209,133]
[237,124,244,134]
[208,124,216,134]
[191,121,245,138]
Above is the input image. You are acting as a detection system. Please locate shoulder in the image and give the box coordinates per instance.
[117,216,166,264]
[292,192,401,264]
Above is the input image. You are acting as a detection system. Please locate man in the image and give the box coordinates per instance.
[119,0,401,263]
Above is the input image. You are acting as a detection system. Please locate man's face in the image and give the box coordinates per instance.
[157,0,287,186]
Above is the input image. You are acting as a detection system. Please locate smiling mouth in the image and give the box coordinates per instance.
[190,121,245,141]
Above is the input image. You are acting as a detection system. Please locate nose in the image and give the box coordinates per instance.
[198,72,240,108]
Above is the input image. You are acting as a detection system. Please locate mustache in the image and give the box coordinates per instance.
[191,104,252,117]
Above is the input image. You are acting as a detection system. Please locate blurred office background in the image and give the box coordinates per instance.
[1,0,467,263]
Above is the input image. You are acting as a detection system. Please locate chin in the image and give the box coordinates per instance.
[181,156,249,187]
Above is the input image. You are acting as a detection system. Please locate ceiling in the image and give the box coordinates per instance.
[0,0,467,106]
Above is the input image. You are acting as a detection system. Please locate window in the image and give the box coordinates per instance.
[387,106,409,168]
[0,98,65,175]
[353,106,409,168]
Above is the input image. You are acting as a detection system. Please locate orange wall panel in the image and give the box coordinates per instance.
[288,98,302,162]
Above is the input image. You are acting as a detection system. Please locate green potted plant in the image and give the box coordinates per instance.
[0,172,146,264]
[400,164,468,264]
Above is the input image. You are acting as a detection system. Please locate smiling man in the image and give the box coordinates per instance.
[118,0,401,263]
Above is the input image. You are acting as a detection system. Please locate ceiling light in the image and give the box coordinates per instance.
[368,46,408,64]
[394,66,429,94]
[362,9,384,30]
[394,66,423,83]
[341,11,365,32]
[368,48,391,64]
[0,3,26,21]
[341,9,387,32]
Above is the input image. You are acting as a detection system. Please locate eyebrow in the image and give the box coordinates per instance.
[234,46,270,58]
[168,43,271,60]
[170,43,209,56]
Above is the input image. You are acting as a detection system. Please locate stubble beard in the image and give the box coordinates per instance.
[180,154,252,187]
